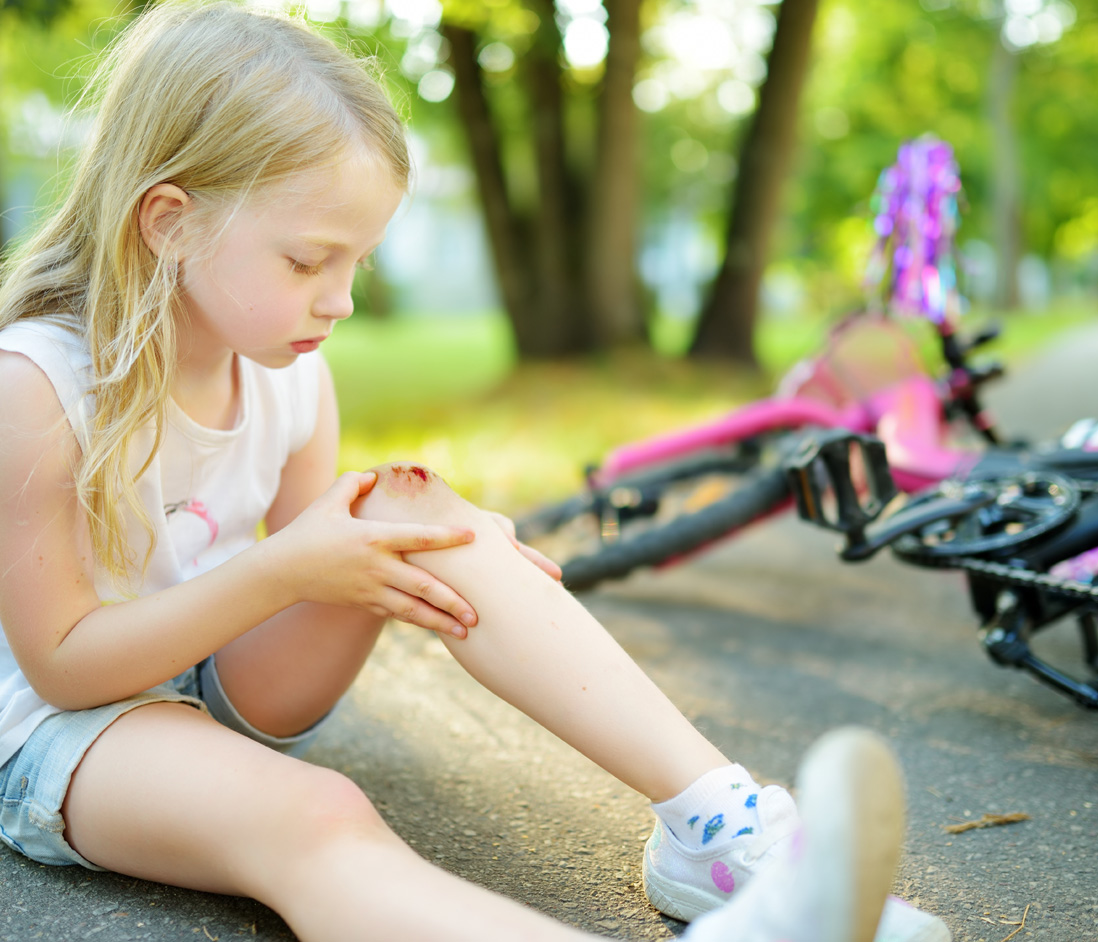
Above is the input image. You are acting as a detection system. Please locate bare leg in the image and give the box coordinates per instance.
[353,463,729,802]
[212,601,388,737]
[62,703,593,942]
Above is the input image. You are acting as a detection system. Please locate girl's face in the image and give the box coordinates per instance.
[177,147,404,372]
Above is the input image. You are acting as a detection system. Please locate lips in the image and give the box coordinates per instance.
[291,336,327,353]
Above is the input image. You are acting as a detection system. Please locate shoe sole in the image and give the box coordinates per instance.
[642,866,715,923]
[795,727,905,942]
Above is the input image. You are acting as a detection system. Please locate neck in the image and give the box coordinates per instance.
[172,342,240,430]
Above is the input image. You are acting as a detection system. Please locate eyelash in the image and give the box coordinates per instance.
[288,259,375,275]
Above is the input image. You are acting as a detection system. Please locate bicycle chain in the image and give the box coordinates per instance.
[901,477,1098,604]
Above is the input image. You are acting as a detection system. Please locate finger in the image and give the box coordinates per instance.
[395,565,477,628]
[516,542,563,581]
[381,588,470,638]
[356,469,379,497]
[330,469,377,507]
[370,522,476,553]
[489,510,517,540]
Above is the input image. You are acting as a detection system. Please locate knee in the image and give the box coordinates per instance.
[370,462,450,500]
[284,765,392,849]
[356,461,477,526]
[244,764,403,903]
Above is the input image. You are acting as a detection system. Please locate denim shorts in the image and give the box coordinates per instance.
[0,657,326,870]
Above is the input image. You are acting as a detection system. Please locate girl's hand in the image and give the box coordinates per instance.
[487,510,563,582]
[272,471,479,637]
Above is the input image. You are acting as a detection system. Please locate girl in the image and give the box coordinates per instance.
[0,4,946,941]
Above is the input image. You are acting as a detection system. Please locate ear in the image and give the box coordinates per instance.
[137,183,191,259]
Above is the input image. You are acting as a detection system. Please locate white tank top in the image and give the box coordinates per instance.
[0,316,320,768]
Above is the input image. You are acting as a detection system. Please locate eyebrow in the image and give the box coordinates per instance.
[296,236,381,264]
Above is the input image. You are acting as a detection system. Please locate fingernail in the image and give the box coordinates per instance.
[450,624,467,639]
[461,612,476,626]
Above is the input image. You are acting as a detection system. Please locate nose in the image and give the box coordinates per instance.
[315,272,356,322]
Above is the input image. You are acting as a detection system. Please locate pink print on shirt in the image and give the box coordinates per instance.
[165,499,220,552]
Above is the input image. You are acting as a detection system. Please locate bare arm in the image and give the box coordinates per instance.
[0,352,475,712]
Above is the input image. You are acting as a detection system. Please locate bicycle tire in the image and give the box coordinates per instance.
[516,438,794,591]
[557,465,791,590]
[515,446,763,542]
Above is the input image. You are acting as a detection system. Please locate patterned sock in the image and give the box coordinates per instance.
[652,764,766,851]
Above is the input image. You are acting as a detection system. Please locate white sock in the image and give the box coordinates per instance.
[652,764,766,850]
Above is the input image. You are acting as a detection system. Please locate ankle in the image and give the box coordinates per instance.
[652,764,769,850]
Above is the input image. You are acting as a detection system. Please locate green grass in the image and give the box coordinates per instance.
[327,303,1095,515]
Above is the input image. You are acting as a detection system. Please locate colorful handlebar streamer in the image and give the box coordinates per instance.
[864,136,962,323]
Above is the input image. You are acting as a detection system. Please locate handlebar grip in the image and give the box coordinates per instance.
[956,323,1001,356]
[967,362,1004,386]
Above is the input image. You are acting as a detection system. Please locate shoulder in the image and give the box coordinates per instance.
[0,317,93,447]
[0,347,70,428]
[0,348,79,489]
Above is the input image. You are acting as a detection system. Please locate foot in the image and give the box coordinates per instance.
[673,728,947,942]
[644,809,949,940]
[644,784,798,921]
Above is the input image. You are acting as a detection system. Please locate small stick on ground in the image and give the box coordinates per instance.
[998,902,1031,942]
[943,812,1030,834]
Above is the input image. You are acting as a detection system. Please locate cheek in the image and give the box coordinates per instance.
[185,260,274,317]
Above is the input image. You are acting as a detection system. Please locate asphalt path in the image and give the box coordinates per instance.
[3,323,1097,942]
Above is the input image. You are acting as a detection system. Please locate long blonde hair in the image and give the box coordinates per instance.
[0,0,409,583]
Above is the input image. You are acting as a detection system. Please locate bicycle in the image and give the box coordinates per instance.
[516,138,1006,592]
[786,424,1098,710]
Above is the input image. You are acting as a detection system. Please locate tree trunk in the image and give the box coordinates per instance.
[585,0,644,347]
[444,24,538,349]
[988,37,1021,310]
[689,0,820,365]
[524,0,591,354]
[444,3,646,359]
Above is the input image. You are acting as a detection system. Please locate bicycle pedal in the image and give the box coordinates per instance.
[785,431,898,536]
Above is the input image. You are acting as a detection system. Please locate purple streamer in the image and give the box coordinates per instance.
[864,136,962,323]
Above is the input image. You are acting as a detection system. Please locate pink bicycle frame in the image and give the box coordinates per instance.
[594,372,981,494]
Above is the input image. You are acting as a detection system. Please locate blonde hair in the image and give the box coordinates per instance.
[0,0,409,583]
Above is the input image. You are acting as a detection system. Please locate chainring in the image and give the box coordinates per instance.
[891,472,1081,562]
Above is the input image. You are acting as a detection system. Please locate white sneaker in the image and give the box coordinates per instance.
[643,784,799,921]
[674,728,949,942]
[645,806,949,942]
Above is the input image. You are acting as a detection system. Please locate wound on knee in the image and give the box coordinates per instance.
[378,463,437,497]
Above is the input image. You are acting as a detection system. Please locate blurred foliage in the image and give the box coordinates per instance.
[326,302,1094,511]
[1,0,73,27]
[3,0,1096,331]
[786,0,1098,314]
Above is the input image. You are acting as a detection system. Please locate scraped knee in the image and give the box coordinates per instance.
[374,461,446,498]
[355,461,475,526]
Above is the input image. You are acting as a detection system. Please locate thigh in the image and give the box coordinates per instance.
[0,686,205,870]
[61,700,336,896]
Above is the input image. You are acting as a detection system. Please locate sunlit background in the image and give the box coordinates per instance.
[2,0,1095,507]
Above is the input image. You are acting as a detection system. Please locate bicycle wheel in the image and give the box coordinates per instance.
[516,437,797,592]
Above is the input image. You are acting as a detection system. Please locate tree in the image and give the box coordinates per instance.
[689,0,820,366]
[0,0,133,255]
[0,0,72,26]
[0,0,72,251]
[782,0,1092,318]
[441,0,644,357]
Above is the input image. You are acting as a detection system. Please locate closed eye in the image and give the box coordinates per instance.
[289,259,323,276]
